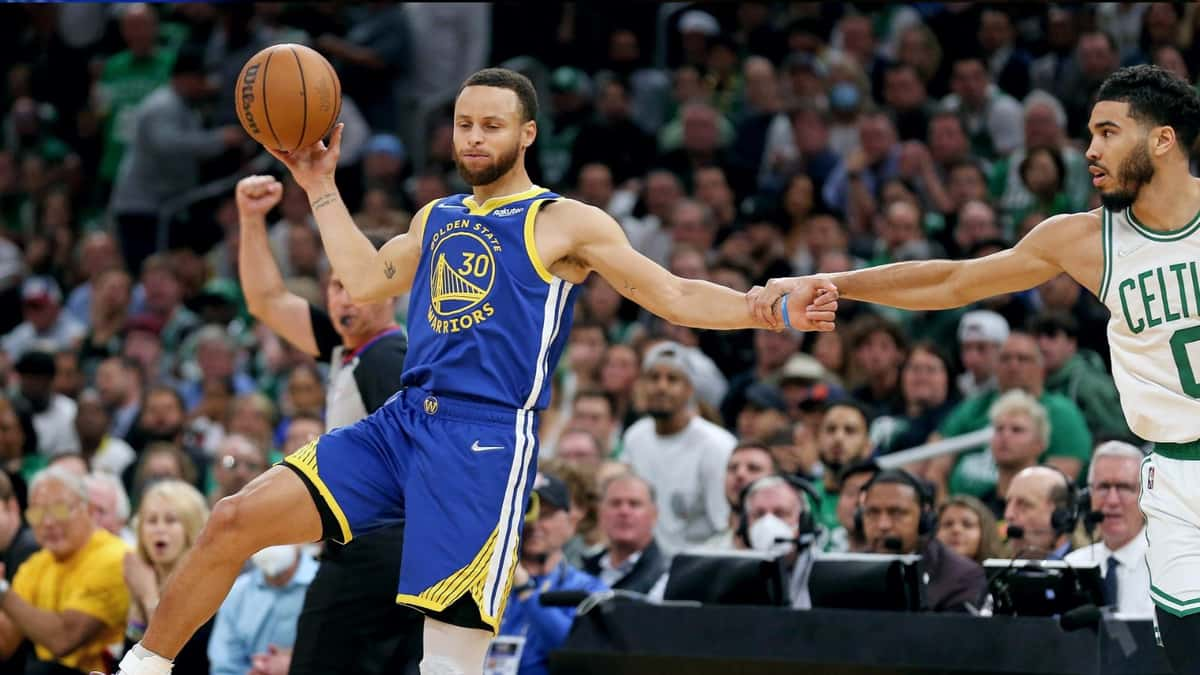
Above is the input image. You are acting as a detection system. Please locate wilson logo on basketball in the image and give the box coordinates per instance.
[240,63,261,135]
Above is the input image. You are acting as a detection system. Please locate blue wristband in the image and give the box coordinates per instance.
[779,293,792,329]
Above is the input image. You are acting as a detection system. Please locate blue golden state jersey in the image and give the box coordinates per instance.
[402,186,580,411]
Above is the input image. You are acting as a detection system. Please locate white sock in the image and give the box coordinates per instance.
[117,643,173,675]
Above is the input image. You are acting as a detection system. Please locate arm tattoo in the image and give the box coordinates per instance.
[310,193,339,210]
[383,259,396,279]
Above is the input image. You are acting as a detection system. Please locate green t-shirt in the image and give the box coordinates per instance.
[941,390,1093,497]
[96,49,177,180]
[811,480,842,534]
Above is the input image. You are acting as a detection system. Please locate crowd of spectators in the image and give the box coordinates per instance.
[0,2,1191,673]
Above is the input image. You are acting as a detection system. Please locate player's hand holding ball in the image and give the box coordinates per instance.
[236,175,284,219]
[234,43,343,193]
[266,123,345,194]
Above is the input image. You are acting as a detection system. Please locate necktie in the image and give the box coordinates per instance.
[1103,556,1120,608]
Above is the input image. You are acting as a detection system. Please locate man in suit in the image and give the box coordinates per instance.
[860,469,987,612]
[583,473,667,593]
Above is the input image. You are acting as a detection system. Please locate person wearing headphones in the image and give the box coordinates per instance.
[858,469,986,612]
[1063,442,1152,618]
[1003,465,1078,560]
[741,474,821,609]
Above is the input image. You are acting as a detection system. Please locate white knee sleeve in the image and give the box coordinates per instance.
[420,618,491,675]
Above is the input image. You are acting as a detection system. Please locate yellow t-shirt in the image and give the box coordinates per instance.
[12,528,131,673]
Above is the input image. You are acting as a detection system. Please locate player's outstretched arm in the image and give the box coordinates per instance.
[567,201,836,331]
[750,212,1081,328]
[264,124,422,303]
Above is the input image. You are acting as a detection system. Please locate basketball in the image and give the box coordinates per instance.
[235,43,341,152]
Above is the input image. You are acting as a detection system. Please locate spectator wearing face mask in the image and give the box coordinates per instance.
[740,475,819,608]
[208,543,318,675]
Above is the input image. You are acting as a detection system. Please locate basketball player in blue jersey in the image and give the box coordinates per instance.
[753,65,1200,673]
[102,68,837,675]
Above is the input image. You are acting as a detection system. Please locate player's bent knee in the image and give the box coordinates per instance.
[202,494,259,555]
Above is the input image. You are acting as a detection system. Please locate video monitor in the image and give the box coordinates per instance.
[808,552,924,612]
[983,559,1104,617]
[663,549,787,606]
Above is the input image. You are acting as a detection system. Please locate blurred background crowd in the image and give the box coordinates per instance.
[0,2,1190,674]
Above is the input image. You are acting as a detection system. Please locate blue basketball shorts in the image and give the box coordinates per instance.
[281,386,540,634]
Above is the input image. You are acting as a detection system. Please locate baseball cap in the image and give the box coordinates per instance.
[958,310,1010,345]
[533,471,571,511]
[641,341,694,383]
[678,10,720,36]
[779,353,825,383]
[743,382,786,413]
[21,276,62,306]
[550,66,588,94]
[14,351,55,377]
[365,134,405,162]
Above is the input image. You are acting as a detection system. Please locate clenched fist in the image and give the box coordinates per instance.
[236,175,284,220]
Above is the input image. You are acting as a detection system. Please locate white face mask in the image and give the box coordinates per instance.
[749,514,797,556]
[251,545,298,578]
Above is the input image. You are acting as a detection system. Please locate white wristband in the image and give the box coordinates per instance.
[118,643,174,675]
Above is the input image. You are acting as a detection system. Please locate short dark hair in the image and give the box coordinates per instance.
[573,388,615,415]
[1096,65,1200,153]
[459,68,539,122]
[570,319,609,343]
[731,442,783,474]
[945,158,987,182]
[847,314,908,355]
[1080,29,1119,55]
[1029,311,1079,340]
[951,53,988,73]
[1019,145,1067,192]
[863,469,933,509]
[820,398,874,426]
[836,459,880,489]
[884,62,920,81]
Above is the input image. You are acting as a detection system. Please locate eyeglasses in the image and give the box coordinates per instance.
[1089,481,1138,498]
[26,501,79,526]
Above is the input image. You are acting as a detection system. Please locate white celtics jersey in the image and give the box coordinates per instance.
[1099,206,1200,443]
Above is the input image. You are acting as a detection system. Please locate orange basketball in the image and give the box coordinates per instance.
[234,43,341,152]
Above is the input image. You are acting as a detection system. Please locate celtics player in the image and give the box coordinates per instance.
[755,65,1200,672]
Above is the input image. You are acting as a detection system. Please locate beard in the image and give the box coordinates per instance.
[646,406,674,420]
[454,142,521,186]
[1098,143,1155,211]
